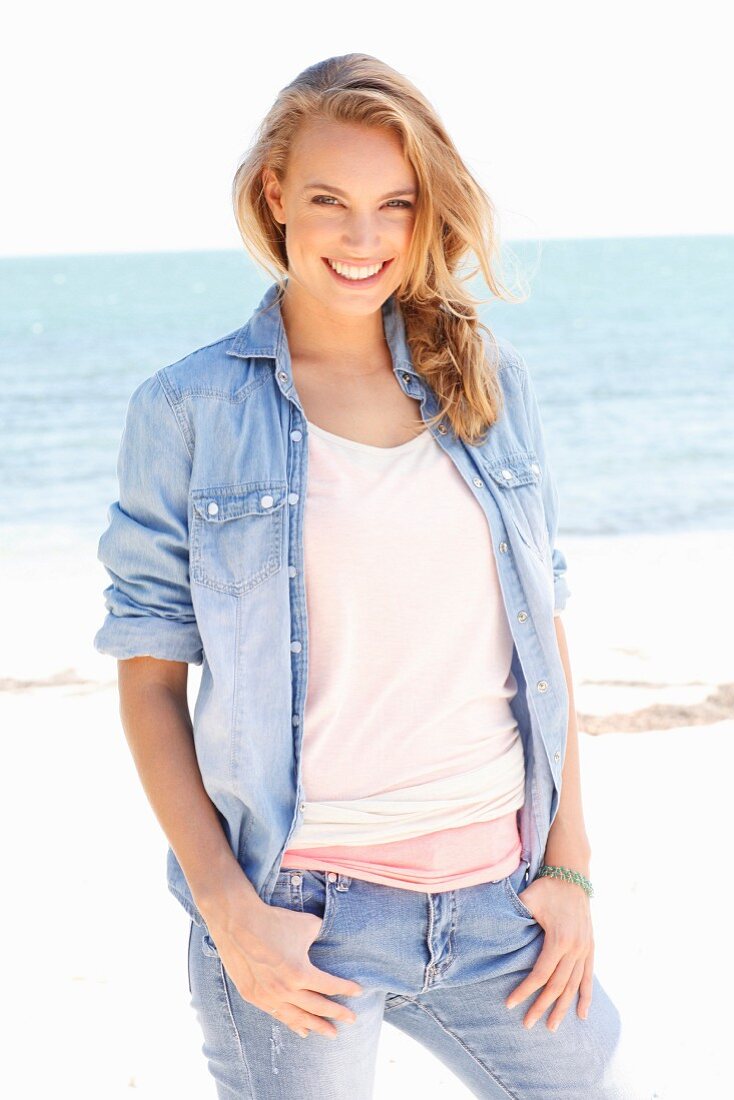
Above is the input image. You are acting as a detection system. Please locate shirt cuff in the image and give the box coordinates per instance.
[94,613,204,665]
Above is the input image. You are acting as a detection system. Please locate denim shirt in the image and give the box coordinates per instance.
[94,280,571,927]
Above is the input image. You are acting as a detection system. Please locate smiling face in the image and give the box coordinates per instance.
[262,118,418,318]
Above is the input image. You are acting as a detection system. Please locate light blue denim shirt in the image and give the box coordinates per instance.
[94,280,571,927]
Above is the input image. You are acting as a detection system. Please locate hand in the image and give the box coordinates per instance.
[505,875,594,1032]
[204,899,364,1040]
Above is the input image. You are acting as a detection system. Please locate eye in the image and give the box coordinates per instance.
[311,195,413,209]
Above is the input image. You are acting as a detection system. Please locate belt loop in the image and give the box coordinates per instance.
[336,872,351,892]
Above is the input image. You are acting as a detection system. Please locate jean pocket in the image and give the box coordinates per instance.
[503,860,536,920]
[200,924,221,957]
[271,869,332,942]
[190,481,287,596]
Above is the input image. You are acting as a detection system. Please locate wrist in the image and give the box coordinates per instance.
[538,862,594,898]
[542,847,592,880]
[193,854,266,933]
[545,819,591,878]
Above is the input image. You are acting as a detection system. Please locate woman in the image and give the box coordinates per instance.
[94,54,645,1099]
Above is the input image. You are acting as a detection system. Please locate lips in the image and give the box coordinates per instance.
[322,257,394,287]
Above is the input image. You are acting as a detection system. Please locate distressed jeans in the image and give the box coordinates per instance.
[187,859,647,1098]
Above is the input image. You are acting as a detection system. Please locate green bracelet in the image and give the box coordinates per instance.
[538,863,594,898]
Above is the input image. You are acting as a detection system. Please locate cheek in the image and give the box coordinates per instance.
[287,216,330,253]
[395,217,415,251]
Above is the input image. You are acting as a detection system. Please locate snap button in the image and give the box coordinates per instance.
[290,640,302,653]
[554,750,561,763]
[292,715,300,726]
[438,424,447,434]
[278,371,288,382]
[288,492,299,505]
[501,468,513,480]
[401,372,410,382]
[299,802,305,812]
[517,610,528,622]
[290,873,302,885]
[260,494,274,508]
[291,429,302,441]
[327,872,338,883]
[288,566,297,578]
[473,477,483,487]
[207,501,219,516]
[531,463,540,475]
[537,680,548,693]
[499,542,508,553]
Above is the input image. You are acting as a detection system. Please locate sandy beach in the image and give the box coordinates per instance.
[4,528,732,1097]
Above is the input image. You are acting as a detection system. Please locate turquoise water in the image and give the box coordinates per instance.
[1,235,732,554]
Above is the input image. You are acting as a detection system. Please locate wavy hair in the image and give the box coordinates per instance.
[232,53,527,445]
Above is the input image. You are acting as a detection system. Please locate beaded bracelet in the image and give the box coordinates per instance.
[538,863,594,898]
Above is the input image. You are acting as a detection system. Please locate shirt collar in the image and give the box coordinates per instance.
[226,279,419,378]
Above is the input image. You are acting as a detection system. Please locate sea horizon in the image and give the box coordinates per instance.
[2,233,732,559]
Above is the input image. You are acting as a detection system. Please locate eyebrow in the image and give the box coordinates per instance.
[304,183,417,199]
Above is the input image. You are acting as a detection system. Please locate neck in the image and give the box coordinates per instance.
[279,278,389,375]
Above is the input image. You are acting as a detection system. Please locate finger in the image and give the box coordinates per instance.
[306,961,364,1001]
[266,964,363,1039]
[505,941,565,1008]
[258,989,347,1040]
[271,1002,339,1040]
[521,952,578,1029]
[546,957,586,1032]
[291,986,359,1026]
[577,945,595,1020]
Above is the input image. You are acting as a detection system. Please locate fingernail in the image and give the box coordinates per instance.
[549,1022,559,1032]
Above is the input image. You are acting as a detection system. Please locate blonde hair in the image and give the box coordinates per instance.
[232,53,526,445]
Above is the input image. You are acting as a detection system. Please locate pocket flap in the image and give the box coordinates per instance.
[482,452,541,489]
[191,482,287,522]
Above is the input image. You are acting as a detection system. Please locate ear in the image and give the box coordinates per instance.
[262,166,286,225]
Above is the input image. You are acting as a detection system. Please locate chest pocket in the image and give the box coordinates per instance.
[480,452,550,562]
[190,481,287,596]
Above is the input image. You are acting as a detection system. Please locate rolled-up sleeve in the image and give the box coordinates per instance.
[518,356,571,616]
[93,372,204,664]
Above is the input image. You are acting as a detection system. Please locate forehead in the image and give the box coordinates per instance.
[288,119,416,189]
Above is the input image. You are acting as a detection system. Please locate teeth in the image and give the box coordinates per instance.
[328,259,385,280]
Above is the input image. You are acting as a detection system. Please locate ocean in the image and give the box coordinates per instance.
[1,235,732,563]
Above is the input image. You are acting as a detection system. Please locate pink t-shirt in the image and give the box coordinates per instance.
[281,419,529,891]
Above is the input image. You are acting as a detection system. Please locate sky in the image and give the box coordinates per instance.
[2,0,732,258]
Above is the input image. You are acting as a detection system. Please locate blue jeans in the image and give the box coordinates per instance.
[187,860,646,1098]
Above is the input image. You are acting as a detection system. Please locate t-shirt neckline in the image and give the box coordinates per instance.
[305,419,432,455]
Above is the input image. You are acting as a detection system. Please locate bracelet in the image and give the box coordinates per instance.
[538,863,594,898]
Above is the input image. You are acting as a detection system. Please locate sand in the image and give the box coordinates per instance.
[2,528,731,1096]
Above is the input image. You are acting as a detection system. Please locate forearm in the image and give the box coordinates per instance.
[117,660,264,928]
[544,617,592,876]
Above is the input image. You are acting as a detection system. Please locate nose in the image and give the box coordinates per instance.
[340,211,382,253]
